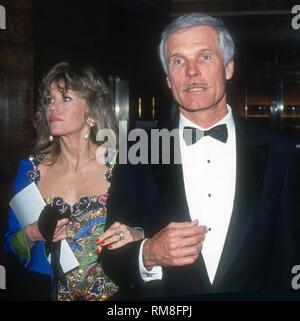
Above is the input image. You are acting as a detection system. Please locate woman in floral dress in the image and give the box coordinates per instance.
[4,62,144,300]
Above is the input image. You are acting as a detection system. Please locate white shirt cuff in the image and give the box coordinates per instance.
[138,238,163,282]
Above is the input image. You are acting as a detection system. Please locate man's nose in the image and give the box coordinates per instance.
[186,61,200,79]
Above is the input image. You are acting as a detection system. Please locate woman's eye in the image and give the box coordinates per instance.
[44,96,54,106]
[63,95,72,102]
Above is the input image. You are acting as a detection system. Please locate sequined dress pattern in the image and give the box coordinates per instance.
[27,155,119,300]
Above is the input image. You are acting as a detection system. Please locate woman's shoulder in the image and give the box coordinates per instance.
[16,156,33,175]
[19,154,44,176]
[18,154,44,168]
[13,154,45,193]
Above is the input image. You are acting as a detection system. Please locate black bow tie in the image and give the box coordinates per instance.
[183,124,228,145]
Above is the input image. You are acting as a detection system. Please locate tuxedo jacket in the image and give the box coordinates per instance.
[101,115,300,299]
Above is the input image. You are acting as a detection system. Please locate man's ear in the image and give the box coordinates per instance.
[167,76,172,89]
[225,60,234,80]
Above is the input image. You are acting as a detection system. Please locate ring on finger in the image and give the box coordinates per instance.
[116,231,125,241]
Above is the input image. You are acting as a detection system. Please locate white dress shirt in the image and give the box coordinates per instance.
[139,106,236,284]
[179,105,236,283]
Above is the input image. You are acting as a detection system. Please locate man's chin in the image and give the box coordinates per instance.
[179,103,215,113]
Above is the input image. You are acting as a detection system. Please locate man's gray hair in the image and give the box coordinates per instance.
[159,12,236,74]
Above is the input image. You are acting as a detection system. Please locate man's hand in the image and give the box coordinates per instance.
[142,220,207,270]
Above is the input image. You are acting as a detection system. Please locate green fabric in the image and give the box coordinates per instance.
[11,229,30,261]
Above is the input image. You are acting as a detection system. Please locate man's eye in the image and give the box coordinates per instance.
[174,58,183,65]
[202,54,211,61]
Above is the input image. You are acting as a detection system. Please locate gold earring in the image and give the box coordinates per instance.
[87,118,95,127]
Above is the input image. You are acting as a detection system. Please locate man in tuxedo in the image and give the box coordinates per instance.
[103,12,300,298]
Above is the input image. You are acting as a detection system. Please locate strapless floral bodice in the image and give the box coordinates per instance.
[27,154,118,300]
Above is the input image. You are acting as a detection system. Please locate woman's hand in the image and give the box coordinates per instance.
[52,218,69,242]
[95,221,144,253]
[25,218,69,248]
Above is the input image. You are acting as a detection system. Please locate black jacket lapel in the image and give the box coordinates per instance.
[213,119,269,287]
[151,133,191,223]
[152,114,191,222]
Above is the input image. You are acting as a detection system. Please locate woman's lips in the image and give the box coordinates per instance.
[49,115,62,122]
